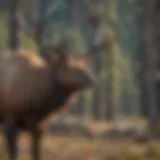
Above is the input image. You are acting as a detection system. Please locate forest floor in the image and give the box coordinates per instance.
[0,117,160,160]
[0,134,160,160]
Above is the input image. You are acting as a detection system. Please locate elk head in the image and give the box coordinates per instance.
[33,20,97,92]
[53,54,97,91]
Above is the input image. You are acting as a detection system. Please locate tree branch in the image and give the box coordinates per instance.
[23,0,64,46]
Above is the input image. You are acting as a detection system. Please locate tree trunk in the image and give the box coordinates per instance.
[142,0,158,120]
[142,0,159,136]
[8,0,22,51]
[104,0,118,120]
[91,24,102,120]
[73,0,85,116]
[92,53,101,120]
[105,51,116,120]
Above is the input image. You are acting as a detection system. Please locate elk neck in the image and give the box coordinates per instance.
[31,72,74,122]
[15,68,76,130]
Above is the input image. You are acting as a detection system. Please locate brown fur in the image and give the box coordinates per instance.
[0,51,94,115]
[0,50,49,114]
[0,49,96,160]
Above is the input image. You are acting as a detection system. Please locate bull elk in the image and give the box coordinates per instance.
[0,21,97,160]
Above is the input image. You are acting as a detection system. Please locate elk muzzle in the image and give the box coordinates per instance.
[81,70,97,87]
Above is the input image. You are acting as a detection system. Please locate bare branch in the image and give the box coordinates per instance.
[23,0,64,46]
[41,0,63,23]
[81,0,103,54]
[81,0,102,26]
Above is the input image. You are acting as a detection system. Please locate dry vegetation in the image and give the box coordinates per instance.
[0,118,159,160]
[0,133,160,160]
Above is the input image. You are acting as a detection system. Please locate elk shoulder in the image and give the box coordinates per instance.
[0,50,51,115]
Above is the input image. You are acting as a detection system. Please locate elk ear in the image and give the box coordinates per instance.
[57,54,67,65]
[48,52,67,66]
[54,42,68,65]
[39,44,55,62]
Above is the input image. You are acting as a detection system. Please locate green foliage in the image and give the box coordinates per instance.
[63,28,88,55]
[50,24,87,56]
[120,54,139,96]
[51,23,66,44]
[0,13,7,51]
[21,34,36,50]
[0,12,36,51]
[155,71,160,81]
[100,1,122,113]
[0,0,144,118]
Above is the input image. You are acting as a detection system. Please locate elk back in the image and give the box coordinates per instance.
[0,50,53,115]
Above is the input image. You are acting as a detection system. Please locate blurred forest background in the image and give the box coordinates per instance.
[4,0,158,122]
[0,0,160,160]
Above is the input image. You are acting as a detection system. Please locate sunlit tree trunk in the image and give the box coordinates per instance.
[89,11,102,120]
[92,36,102,120]
[104,0,118,120]
[72,0,85,116]
[81,0,103,120]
